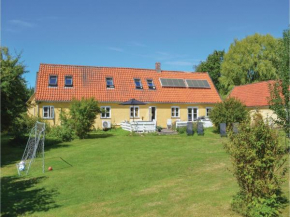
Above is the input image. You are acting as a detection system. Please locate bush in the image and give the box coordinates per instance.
[48,125,74,142]
[225,114,288,216]
[209,97,249,131]
[11,113,51,139]
[176,126,187,134]
[156,126,162,132]
[60,97,101,139]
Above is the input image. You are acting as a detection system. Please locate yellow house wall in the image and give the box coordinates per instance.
[248,106,277,124]
[27,97,37,117]
[30,101,214,129]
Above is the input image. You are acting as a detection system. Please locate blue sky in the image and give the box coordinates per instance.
[2,0,289,87]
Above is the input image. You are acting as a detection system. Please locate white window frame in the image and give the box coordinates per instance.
[130,106,139,118]
[188,107,199,121]
[206,107,212,117]
[43,106,54,119]
[101,106,111,118]
[171,106,180,118]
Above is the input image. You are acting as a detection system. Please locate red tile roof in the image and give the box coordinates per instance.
[35,63,222,104]
[228,80,275,107]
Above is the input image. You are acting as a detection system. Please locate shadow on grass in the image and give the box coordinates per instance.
[1,176,60,217]
[86,133,114,139]
[1,136,71,167]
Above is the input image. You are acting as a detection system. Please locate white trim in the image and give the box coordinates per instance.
[130,106,139,118]
[171,106,180,118]
[100,106,111,119]
[206,107,212,117]
[187,106,199,121]
[42,106,54,119]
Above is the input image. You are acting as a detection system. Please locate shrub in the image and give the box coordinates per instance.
[176,126,187,134]
[156,126,162,132]
[225,114,288,216]
[11,113,51,139]
[48,125,74,142]
[209,97,249,131]
[60,97,101,139]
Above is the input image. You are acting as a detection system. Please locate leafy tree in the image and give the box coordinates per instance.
[1,47,29,131]
[60,97,101,139]
[220,33,281,94]
[269,29,290,135]
[196,50,225,91]
[225,114,288,216]
[209,97,249,131]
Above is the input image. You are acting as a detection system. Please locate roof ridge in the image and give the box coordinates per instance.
[232,80,275,88]
[39,63,207,74]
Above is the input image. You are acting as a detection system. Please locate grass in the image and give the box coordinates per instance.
[1,128,289,217]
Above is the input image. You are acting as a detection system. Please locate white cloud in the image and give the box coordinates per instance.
[9,19,35,28]
[128,41,146,47]
[107,47,124,52]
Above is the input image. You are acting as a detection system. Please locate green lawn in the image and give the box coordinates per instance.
[1,128,289,217]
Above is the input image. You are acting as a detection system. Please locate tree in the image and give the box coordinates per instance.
[219,33,281,94]
[196,50,225,91]
[60,97,101,139]
[1,47,29,131]
[209,97,249,131]
[269,29,290,135]
[225,114,288,216]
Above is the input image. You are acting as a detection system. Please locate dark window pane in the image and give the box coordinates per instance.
[49,76,57,86]
[65,76,72,86]
[106,78,114,86]
[134,79,142,88]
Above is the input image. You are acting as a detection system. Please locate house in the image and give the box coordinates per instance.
[228,80,277,123]
[27,63,222,129]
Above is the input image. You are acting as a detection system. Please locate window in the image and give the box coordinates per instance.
[171,106,180,117]
[106,78,114,88]
[188,107,198,121]
[134,79,143,89]
[130,106,139,118]
[147,79,156,89]
[206,107,212,117]
[101,106,111,118]
[43,106,54,119]
[49,76,57,86]
[65,76,73,87]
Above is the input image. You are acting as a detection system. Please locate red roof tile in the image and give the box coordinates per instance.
[228,80,276,107]
[35,63,222,104]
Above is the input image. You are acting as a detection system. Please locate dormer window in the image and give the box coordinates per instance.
[49,75,57,86]
[106,78,114,88]
[147,79,156,90]
[65,76,73,87]
[134,79,143,89]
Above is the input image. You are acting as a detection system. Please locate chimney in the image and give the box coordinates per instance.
[155,62,161,73]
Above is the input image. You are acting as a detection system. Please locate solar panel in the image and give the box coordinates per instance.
[160,78,186,87]
[185,79,210,88]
